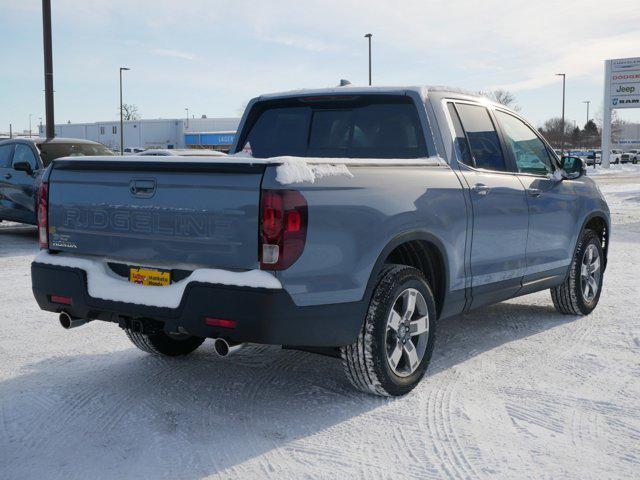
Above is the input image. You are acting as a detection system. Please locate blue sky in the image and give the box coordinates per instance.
[2,0,640,133]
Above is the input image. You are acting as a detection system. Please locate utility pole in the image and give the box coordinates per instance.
[29,114,34,138]
[556,73,566,153]
[9,124,12,139]
[119,67,130,155]
[42,0,55,139]
[583,100,590,126]
[364,33,372,86]
[185,108,189,129]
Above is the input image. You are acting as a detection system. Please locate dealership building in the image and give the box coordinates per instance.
[39,116,241,151]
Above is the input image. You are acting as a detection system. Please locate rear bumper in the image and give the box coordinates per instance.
[31,262,366,347]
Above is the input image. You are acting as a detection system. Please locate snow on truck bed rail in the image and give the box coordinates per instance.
[33,251,281,308]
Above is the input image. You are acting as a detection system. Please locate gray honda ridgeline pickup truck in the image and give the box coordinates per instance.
[31,86,609,396]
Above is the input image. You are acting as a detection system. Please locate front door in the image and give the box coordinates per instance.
[493,110,578,290]
[3,143,40,224]
[447,102,529,308]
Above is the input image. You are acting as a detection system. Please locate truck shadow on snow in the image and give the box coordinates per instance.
[0,300,579,479]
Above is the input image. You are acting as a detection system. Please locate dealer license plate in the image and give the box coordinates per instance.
[129,267,171,286]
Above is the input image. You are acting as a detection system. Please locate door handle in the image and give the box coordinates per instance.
[527,188,543,198]
[472,183,490,196]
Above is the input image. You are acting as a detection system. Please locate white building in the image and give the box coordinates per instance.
[39,117,241,151]
[615,123,640,149]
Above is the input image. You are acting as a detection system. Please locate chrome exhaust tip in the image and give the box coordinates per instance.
[59,311,90,329]
[213,337,244,357]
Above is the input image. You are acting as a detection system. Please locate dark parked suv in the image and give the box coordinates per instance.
[0,137,113,225]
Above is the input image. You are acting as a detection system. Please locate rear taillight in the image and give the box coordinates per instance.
[37,181,49,249]
[259,189,307,270]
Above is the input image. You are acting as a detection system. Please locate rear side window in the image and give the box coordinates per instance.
[0,144,14,168]
[242,96,427,159]
[38,142,113,166]
[454,103,506,171]
[447,104,473,166]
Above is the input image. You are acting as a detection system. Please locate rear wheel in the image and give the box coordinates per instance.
[341,265,436,397]
[551,229,603,315]
[125,329,205,356]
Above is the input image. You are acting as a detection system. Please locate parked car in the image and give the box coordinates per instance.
[610,149,623,164]
[123,147,145,155]
[621,149,639,164]
[31,86,609,397]
[0,137,113,225]
[138,148,227,157]
[585,150,602,166]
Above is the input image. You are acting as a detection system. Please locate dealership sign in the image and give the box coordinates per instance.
[602,56,640,167]
[607,56,640,109]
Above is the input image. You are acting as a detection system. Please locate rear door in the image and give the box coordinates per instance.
[447,102,529,308]
[47,159,265,269]
[493,109,577,290]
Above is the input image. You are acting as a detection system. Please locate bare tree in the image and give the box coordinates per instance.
[119,104,140,121]
[539,117,573,148]
[479,89,520,111]
[594,108,628,144]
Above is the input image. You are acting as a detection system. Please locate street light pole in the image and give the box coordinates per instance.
[39,117,43,137]
[29,114,34,137]
[364,33,372,86]
[119,67,130,155]
[556,73,566,153]
[185,108,189,129]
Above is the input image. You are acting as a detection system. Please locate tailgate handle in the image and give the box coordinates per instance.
[130,179,156,197]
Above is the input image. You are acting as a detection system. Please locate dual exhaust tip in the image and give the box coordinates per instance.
[59,312,243,357]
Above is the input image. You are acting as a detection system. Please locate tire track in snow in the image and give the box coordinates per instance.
[420,371,480,480]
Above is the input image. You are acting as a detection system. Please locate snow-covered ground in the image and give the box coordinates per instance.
[1,176,639,479]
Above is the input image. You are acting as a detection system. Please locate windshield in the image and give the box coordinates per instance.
[239,95,428,159]
[38,142,113,166]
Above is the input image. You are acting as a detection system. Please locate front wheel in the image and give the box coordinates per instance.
[125,329,205,356]
[551,229,604,315]
[341,265,436,397]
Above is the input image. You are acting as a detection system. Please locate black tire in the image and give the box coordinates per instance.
[341,264,437,397]
[125,329,205,356]
[551,229,604,315]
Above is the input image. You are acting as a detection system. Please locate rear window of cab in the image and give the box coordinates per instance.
[239,95,428,159]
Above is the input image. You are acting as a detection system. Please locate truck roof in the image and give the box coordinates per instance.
[256,84,487,103]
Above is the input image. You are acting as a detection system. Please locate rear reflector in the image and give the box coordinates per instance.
[50,295,72,305]
[204,317,236,329]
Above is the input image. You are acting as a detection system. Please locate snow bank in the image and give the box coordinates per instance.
[274,156,444,185]
[33,251,281,308]
[586,163,640,176]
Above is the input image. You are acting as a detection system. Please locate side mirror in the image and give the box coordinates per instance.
[13,161,34,175]
[561,156,585,180]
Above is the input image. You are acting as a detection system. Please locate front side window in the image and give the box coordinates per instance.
[495,110,554,175]
[12,144,39,170]
[454,103,506,171]
[241,96,427,159]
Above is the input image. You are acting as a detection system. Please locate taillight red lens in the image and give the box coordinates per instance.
[204,317,237,329]
[50,295,72,305]
[37,181,49,249]
[259,190,307,270]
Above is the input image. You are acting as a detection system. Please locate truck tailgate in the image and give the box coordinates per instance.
[47,159,266,270]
